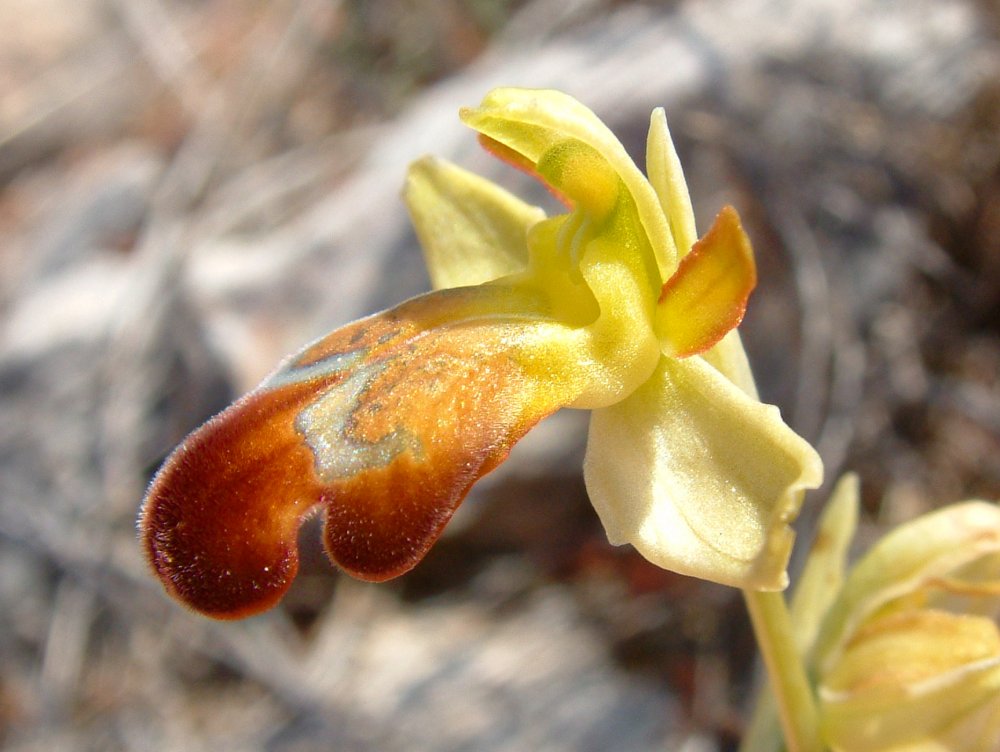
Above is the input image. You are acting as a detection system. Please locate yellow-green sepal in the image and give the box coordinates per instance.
[403,156,543,289]
[583,353,823,590]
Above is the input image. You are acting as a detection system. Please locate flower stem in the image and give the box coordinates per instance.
[741,589,822,752]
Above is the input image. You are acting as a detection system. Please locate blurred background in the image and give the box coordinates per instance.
[1,0,998,749]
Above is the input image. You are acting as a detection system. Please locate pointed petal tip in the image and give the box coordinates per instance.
[646,106,696,259]
[402,154,439,188]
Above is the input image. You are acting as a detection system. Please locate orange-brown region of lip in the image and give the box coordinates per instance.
[140,380,327,619]
[140,296,569,620]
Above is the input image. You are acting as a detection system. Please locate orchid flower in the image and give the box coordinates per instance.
[745,475,1000,752]
[808,490,1000,752]
[139,88,822,619]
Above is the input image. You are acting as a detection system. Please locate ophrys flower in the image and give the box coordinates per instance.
[140,88,822,619]
[801,481,1000,752]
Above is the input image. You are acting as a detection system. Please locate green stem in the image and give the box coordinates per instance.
[740,680,781,752]
[741,589,822,752]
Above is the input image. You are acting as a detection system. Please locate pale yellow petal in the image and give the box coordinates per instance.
[403,156,544,289]
[583,354,823,590]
